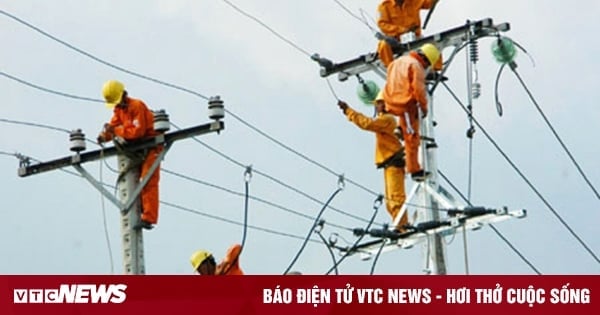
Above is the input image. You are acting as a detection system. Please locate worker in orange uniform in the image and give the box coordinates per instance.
[377,0,440,68]
[97,80,162,230]
[383,43,440,182]
[337,91,409,231]
[190,244,244,275]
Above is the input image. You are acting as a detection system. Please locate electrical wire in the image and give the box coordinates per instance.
[161,200,320,244]
[1,10,384,203]
[98,147,115,274]
[3,149,323,246]
[1,150,117,273]
[218,167,252,276]
[0,117,357,233]
[331,0,377,33]
[213,3,381,198]
[511,68,600,201]
[314,226,339,275]
[1,71,104,103]
[325,77,340,101]
[325,194,383,275]
[369,238,387,275]
[0,117,71,134]
[2,113,368,234]
[162,168,352,231]
[220,0,311,58]
[0,10,211,100]
[438,169,543,274]
[284,187,343,275]
[169,122,379,226]
[441,82,600,264]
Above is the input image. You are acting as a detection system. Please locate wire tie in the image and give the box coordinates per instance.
[337,174,345,190]
[373,194,384,209]
[244,165,253,182]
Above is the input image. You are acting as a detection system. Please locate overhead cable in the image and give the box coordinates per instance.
[0,10,382,200]
[437,170,542,275]
[442,81,599,264]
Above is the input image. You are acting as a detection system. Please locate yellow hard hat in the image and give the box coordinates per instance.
[102,80,125,109]
[190,250,213,270]
[418,43,441,68]
[373,90,385,104]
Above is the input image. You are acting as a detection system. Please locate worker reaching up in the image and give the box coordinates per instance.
[190,244,244,275]
[97,80,162,230]
[337,92,409,231]
[377,0,441,68]
[383,43,440,182]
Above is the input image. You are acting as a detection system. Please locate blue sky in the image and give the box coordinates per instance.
[1,0,599,274]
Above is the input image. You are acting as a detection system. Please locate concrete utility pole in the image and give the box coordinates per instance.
[18,97,225,274]
[313,18,527,274]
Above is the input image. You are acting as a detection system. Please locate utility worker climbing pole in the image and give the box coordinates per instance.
[376,0,441,68]
[190,244,244,275]
[337,92,409,231]
[383,43,440,182]
[97,80,162,230]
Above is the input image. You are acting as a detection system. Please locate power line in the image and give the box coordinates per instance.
[0,150,116,273]
[214,3,381,198]
[1,150,322,246]
[284,187,343,274]
[161,200,320,244]
[437,170,542,275]
[1,71,103,103]
[0,118,351,230]
[163,168,352,231]
[170,122,380,226]
[0,10,383,201]
[220,0,312,58]
[331,0,378,33]
[98,152,115,274]
[511,68,600,200]
[1,118,360,235]
[0,10,210,100]
[441,81,600,264]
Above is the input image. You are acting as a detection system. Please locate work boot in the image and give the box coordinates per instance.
[411,170,431,182]
[134,219,154,230]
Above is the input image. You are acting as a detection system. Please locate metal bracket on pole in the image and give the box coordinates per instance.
[72,163,121,208]
[344,207,527,260]
[122,142,169,214]
[314,18,510,80]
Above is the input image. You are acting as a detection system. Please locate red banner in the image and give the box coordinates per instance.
[0,276,596,314]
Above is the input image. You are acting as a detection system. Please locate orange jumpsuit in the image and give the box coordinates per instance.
[383,52,428,175]
[377,0,436,67]
[345,107,408,229]
[216,244,244,275]
[107,97,161,225]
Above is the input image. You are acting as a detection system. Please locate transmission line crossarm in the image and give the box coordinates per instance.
[18,121,223,177]
[16,119,224,275]
[316,18,510,79]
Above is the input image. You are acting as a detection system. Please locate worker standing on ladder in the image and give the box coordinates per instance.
[97,80,162,230]
[337,92,409,231]
[383,44,440,182]
[377,0,441,68]
[190,244,244,275]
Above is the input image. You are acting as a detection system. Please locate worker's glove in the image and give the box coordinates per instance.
[337,100,349,114]
[97,133,107,144]
[103,123,114,135]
